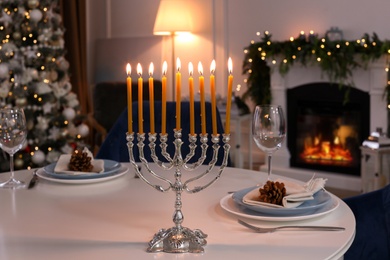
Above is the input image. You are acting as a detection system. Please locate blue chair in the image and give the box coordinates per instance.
[343,184,390,259]
[96,101,231,166]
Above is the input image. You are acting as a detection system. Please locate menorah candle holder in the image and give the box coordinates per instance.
[127,129,230,253]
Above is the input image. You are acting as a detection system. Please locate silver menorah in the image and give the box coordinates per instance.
[126,129,230,253]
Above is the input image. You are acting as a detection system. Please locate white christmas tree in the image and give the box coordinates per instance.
[0,0,87,171]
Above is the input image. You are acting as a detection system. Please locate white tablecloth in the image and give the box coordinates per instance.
[0,164,355,260]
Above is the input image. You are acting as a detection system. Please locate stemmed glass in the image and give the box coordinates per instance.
[0,107,27,189]
[252,105,286,180]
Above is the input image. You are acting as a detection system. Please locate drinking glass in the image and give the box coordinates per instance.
[252,105,286,180]
[0,107,27,189]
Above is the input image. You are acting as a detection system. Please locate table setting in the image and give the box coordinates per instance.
[0,102,355,258]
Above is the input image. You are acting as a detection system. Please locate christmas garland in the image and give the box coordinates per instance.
[242,31,390,106]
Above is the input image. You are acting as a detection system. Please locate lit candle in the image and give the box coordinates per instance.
[176,58,181,130]
[126,63,132,133]
[198,62,206,135]
[137,63,143,134]
[161,61,167,135]
[188,62,195,135]
[210,60,217,135]
[149,62,155,134]
[225,58,233,135]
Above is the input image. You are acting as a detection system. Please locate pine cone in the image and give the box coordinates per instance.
[258,180,286,206]
[68,149,93,172]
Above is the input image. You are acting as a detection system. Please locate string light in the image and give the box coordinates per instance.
[244,30,390,107]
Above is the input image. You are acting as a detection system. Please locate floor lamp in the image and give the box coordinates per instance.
[153,0,192,100]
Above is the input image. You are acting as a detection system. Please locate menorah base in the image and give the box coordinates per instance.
[147,226,208,253]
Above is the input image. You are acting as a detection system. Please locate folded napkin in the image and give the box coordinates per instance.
[243,177,327,208]
[54,148,104,175]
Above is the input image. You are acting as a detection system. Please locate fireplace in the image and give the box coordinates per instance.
[287,83,370,176]
[268,60,387,191]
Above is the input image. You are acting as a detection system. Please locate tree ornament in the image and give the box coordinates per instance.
[61,144,74,154]
[64,92,79,107]
[62,107,76,121]
[36,116,49,131]
[36,82,52,94]
[12,32,21,41]
[28,0,40,9]
[0,63,9,78]
[31,150,45,165]
[56,57,70,70]
[50,70,58,81]
[15,97,27,107]
[77,123,89,138]
[14,158,24,169]
[46,150,61,163]
[60,128,69,137]
[0,81,11,98]
[0,9,12,27]
[29,9,43,23]
[48,127,60,140]
[28,68,39,80]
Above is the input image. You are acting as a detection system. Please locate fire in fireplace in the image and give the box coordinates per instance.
[287,83,370,176]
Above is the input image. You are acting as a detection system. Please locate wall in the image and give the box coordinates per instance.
[87,0,390,112]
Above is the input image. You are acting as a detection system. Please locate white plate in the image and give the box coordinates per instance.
[36,166,129,184]
[43,160,121,179]
[220,193,339,222]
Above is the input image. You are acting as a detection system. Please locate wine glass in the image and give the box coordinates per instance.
[252,105,286,180]
[0,107,27,189]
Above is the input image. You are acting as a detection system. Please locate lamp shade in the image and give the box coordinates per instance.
[153,0,192,35]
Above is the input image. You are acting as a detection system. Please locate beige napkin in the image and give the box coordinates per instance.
[54,148,104,175]
[243,177,327,208]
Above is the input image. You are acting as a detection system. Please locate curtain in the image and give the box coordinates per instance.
[60,0,89,115]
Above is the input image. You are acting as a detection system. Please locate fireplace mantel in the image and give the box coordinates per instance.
[268,58,388,191]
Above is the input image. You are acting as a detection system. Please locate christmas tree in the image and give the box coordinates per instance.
[0,0,87,171]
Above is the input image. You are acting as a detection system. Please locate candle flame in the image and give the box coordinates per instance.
[210,60,216,74]
[137,63,142,76]
[162,61,167,76]
[188,62,193,76]
[228,57,233,74]
[126,63,131,76]
[149,62,154,77]
[198,61,203,75]
[176,57,181,72]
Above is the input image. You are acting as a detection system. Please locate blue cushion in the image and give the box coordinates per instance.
[96,101,231,166]
[343,184,390,259]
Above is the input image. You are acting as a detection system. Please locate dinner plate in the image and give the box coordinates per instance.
[43,160,121,180]
[36,166,129,184]
[220,193,339,222]
[233,186,331,216]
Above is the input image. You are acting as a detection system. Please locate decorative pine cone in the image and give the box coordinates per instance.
[68,149,93,172]
[258,180,286,206]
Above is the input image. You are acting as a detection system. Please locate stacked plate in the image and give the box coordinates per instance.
[36,160,128,184]
[220,186,340,222]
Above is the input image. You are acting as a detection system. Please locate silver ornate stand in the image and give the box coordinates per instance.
[127,129,230,253]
